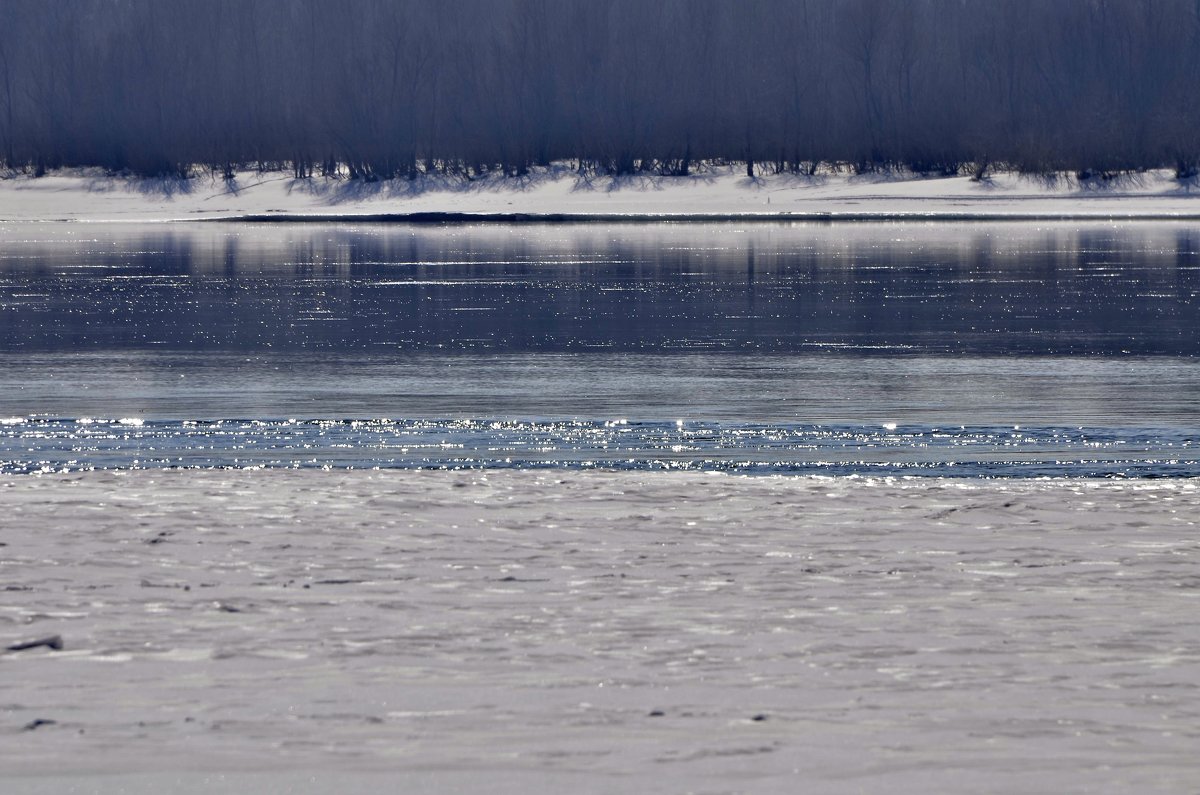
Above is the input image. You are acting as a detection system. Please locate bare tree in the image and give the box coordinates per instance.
[2,0,1196,179]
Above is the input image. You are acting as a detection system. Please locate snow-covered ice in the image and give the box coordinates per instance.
[3,470,1198,793]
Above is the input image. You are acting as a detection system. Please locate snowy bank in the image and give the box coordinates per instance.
[3,165,1200,223]
[3,469,1199,794]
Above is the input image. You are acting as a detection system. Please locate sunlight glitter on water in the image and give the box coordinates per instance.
[3,223,1199,479]
[0,417,1195,477]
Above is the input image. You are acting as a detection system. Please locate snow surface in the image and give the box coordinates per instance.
[3,470,1199,794]
[3,165,1200,222]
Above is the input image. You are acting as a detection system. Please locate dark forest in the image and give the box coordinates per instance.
[2,0,1198,179]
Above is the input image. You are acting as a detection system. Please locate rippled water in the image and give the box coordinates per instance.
[2,416,1197,477]
[2,222,1198,475]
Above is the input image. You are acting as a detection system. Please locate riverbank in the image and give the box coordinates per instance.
[3,165,1200,223]
[3,469,1198,793]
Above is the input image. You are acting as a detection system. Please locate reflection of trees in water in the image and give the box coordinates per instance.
[0,226,1197,355]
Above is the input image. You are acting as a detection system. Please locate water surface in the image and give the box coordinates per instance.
[1,222,1197,475]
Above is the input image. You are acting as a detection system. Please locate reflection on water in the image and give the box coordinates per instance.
[1,221,1198,355]
[1,415,1197,477]
[1,222,1198,475]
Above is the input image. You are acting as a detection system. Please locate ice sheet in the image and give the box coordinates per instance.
[2,470,1198,793]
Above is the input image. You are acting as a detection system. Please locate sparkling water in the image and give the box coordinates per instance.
[2,222,1197,475]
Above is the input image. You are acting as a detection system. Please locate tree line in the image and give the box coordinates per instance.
[1,0,1198,180]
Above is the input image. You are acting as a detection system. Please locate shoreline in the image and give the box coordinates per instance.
[212,210,1200,224]
[3,165,1200,223]
[4,469,1199,793]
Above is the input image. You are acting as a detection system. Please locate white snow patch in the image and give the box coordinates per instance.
[3,164,1200,222]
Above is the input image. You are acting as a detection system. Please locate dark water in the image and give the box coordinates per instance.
[1,222,1198,475]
